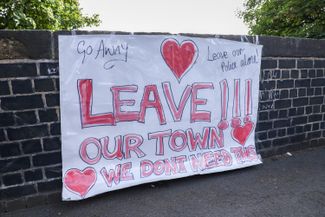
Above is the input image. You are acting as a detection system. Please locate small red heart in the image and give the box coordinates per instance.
[161,39,198,82]
[231,121,254,146]
[64,167,96,198]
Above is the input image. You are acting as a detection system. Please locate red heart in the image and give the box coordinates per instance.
[161,39,198,82]
[231,121,254,146]
[64,167,96,198]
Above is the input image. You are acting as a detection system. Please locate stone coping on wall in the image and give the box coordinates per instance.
[0,30,325,60]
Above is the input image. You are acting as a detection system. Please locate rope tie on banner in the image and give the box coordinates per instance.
[240,35,260,45]
[254,35,259,45]
[240,35,250,43]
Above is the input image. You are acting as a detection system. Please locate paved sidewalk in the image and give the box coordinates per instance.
[3,146,325,217]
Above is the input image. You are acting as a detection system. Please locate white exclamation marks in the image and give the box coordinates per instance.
[231,79,241,128]
[244,79,252,123]
[218,79,229,130]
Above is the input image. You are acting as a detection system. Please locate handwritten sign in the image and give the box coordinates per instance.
[59,35,263,201]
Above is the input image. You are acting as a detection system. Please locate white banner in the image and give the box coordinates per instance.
[59,35,263,201]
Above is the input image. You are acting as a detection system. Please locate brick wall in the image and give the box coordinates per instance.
[0,61,61,201]
[0,31,324,205]
[257,57,325,155]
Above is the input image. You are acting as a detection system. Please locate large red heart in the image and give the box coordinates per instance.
[64,167,96,198]
[161,39,198,82]
[231,121,254,146]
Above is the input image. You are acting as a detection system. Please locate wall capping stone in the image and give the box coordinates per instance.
[0,30,325,60]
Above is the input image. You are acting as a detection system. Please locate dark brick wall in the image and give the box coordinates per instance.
[0,61,61,201]
[0,30,324,204]
[257,58,325,156]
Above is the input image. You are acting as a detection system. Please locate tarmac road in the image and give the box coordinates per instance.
[3,146,325,217]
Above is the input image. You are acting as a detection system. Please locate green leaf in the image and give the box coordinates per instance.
[0,0,101,30]
[239,0,325,39]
